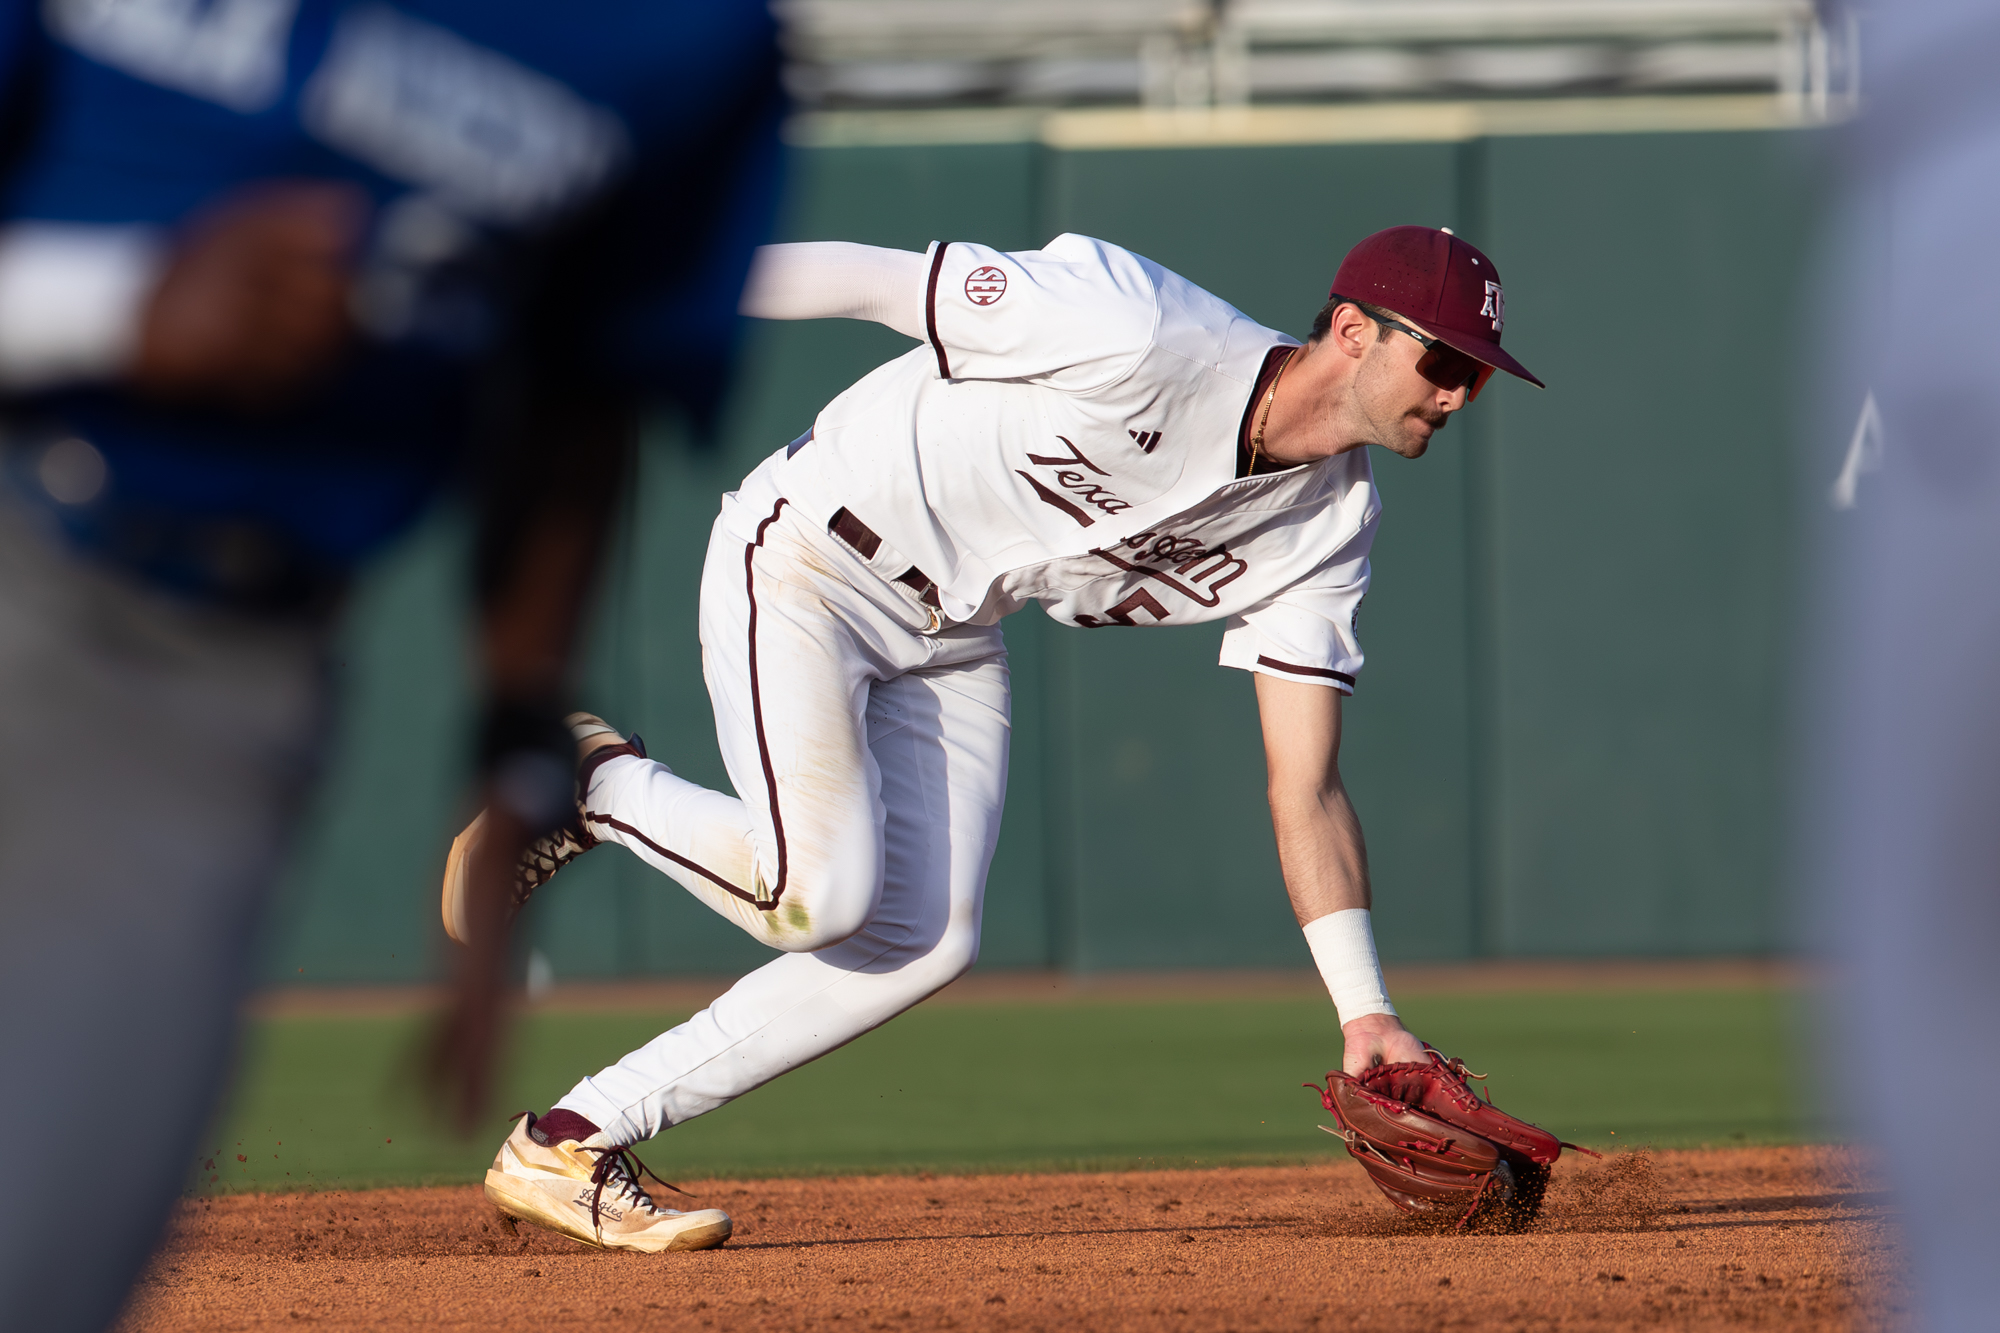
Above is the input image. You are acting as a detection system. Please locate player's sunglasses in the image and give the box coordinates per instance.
[1360,305,1496,402]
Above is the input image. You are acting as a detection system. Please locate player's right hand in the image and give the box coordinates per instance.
[131,180,368,411]
[1339,1011,1428,1075]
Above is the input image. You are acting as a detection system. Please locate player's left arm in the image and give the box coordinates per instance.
[1254,672,1428,1075]
[738,242,928,338]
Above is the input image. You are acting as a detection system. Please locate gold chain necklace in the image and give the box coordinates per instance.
[1247,346,1300,476]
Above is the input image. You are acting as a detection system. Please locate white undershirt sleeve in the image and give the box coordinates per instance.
[0,224,164,391]
[737,241,928,341]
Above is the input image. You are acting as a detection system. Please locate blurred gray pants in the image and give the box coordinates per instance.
[1815,5,2000,1329]
[0,506,327,1332]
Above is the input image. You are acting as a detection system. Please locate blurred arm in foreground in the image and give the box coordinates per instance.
[424,40,788,1134]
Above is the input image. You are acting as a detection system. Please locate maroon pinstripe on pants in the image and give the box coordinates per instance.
[580,498,794,911]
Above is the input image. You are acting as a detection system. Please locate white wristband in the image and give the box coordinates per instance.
[1302,908,1397,1026]
[0,224,163,390]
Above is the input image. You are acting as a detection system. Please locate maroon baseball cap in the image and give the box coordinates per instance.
[1330,226,1543,389]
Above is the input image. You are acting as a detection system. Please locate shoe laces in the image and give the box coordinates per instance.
[513,818,593,903]
[581,1145,694,1233]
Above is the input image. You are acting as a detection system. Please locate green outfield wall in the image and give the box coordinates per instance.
[260,108,1825,985]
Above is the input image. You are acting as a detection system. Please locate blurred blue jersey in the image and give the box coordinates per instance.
[0,0,781,596]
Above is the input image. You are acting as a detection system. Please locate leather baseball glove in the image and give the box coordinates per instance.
[1306,1047,1597,1229]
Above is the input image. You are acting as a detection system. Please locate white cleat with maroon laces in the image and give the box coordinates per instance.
[484,1114,732,1253]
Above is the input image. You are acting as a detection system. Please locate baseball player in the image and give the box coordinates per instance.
[444,225,1543,1252]
[0,4,780,1328]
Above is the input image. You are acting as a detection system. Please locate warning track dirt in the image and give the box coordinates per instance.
[119,1146,1898,1332]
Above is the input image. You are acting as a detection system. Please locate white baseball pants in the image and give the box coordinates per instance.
[554,493,1011,1144]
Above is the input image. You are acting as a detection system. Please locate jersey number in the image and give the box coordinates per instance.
[1075,589,1171,628]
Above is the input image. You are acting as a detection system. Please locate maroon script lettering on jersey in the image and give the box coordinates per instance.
[1090,530,1250,608]
[1016,436,1133,527]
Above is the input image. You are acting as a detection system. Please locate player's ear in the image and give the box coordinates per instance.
[1329,302,1374,360]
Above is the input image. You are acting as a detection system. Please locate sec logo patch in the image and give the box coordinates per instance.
[965,266,1007,306]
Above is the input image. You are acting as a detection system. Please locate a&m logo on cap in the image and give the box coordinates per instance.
[1481,280,1504,332]
[965,266,1007,306]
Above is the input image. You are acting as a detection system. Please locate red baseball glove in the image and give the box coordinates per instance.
[1306,1047,1597,1229]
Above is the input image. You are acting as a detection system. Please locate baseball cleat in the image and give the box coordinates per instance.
[441,713,647,944]
[484,1114,731,1253]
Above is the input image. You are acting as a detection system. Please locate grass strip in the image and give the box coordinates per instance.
[199,985,1812,1193]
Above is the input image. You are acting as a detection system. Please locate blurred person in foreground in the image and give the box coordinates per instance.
[0,3,780,1329]
[1811,2,2000,1329]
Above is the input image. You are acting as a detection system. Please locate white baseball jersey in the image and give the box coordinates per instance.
[730,234,1378,692]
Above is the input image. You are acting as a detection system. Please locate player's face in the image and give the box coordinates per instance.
[1354,319,1474,460]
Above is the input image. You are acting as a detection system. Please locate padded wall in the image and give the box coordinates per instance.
[262,125,1821,984]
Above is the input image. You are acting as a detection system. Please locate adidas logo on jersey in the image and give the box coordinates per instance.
[1128,429,1163,453]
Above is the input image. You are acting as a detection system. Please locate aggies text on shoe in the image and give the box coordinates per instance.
[484,1113,732,1253]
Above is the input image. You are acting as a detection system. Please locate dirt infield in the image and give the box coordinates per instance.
[118,1146,1901,1332]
